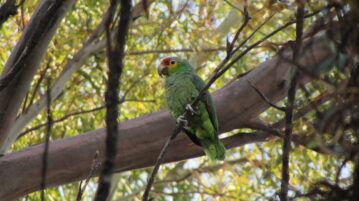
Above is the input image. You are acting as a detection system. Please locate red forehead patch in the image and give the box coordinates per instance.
[161,57,171,65]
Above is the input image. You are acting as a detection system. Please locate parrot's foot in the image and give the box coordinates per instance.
[185,104,198,116]
[176,115,189,128]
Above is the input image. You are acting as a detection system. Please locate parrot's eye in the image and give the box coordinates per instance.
[170,60,176,65]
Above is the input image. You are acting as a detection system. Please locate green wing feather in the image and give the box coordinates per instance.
[189,73,225,160]
[189,74,218,132]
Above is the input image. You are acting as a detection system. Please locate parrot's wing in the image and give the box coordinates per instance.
[189,74,219,132]
[183,128,202,146]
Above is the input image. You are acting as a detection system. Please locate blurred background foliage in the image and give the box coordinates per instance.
[0,0,356,200]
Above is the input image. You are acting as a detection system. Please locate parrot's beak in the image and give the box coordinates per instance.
[157,65,169,77]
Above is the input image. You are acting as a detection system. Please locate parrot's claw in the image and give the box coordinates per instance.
[176,115,189,128]
[185,104,198,116]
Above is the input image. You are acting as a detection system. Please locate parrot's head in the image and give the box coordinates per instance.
[158,57,193,77]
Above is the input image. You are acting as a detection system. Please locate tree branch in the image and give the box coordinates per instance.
[76,151,100,201]
[40,78,52,201]
[280,2,305,200]
[18,99,154,139]
[94,0,131,200]
[142,126,182,201]
[248,80,287,112]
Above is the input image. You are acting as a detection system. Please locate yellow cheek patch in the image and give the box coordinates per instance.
[167,63,177,69]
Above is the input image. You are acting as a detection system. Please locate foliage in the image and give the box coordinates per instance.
[0,0,358,200]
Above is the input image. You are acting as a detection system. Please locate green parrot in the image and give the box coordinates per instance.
[157,56,226,160]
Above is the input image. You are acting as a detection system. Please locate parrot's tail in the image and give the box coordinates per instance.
[202,139,226,160]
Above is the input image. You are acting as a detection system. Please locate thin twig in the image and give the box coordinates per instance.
[94,0,131,200]
[298,83,323,118]
[20,106,104,138]
[18,99,154,138]
[218,6,326,82]
[335,158,350,186]
[122,71,149,98]
[128,47,229,55]
[232,13,275,54]
[227,4,250,55]
[23,60,51,113]
[223,0,243,13]
[40,78,52,201]
[121,158,245,201]
[142,126,182,201]
[76,151,100,201]
[190,6,253,109]
[248,80,286,111]
[280,2,305,201]
[151,190,225,197]
[274,90,334,129]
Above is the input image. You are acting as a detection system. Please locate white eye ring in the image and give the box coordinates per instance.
[170,60,176,65]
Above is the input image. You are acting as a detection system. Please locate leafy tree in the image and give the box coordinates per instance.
[0,0,358,200]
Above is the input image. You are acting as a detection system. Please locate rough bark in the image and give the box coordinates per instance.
[0,32,338,201]
[0,0,77,149]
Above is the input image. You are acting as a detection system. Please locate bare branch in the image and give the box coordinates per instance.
[142,126,182,201]
[280,2,305,200]
[22,60,51,113]
[94,0,132,200]
[76,151,100,201]
[40,78,53,200]
[122,71,149,98]
[226,4,250,55]
[223,0,243,13]
[128,47,228,55]
[93,0,120,200]
[248,80,287,112]
[18,99,154,139]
